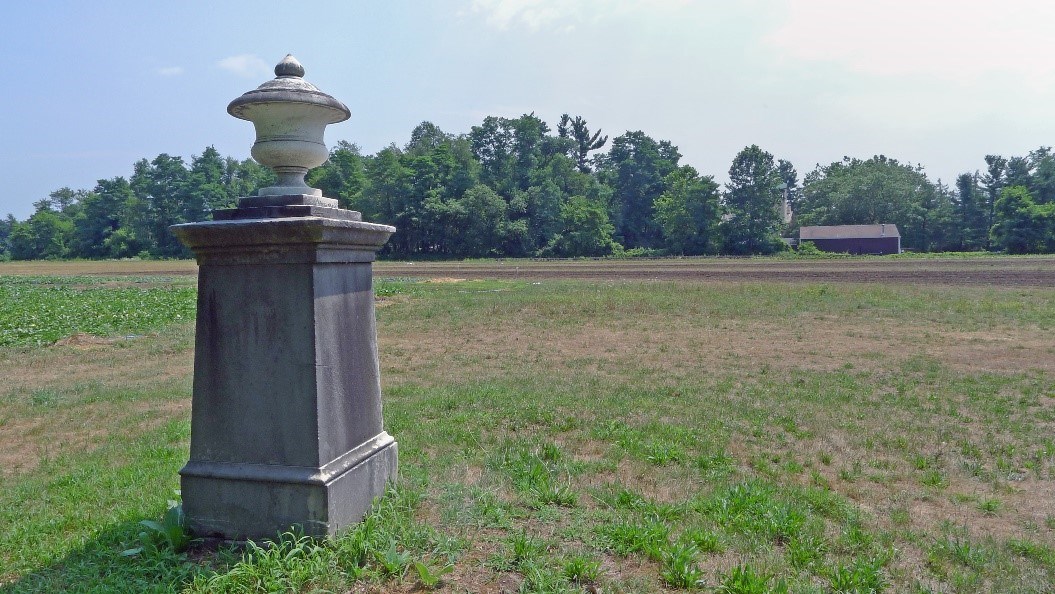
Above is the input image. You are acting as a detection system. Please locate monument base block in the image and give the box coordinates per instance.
[181,438,397,540]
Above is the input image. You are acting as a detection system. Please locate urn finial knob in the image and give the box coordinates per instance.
[274,54,305,78]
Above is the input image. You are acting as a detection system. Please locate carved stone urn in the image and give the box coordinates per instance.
[228,54,349,203]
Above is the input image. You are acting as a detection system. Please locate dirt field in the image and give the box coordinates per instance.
[4,255,1053,287]
[377,256,1055,287]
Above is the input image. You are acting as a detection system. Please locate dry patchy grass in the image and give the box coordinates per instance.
[3,272,1054,592]
[0,324,194,477]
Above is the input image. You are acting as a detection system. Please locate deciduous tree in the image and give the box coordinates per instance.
[991,186,1055,254]
[798,155,937,252]
[721,145,785,254]
[596,131,680,249]
[654,166,720,255]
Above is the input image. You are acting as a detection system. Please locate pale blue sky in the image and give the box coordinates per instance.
[2,0,1053,219]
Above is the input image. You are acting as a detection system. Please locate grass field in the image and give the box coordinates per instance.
[1,258,1053,592]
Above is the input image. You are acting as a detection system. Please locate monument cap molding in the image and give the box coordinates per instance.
[227,55,350,124]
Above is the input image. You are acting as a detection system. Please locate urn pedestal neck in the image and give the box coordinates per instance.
[227,55,350,206]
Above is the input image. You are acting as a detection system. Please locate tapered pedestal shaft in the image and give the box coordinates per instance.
[171,209,397,539]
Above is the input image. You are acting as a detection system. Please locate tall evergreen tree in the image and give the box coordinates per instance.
[1028,147,1055,204]
[953,173,986,250]
[981,155,1008,249]
[130,154,196,258]
[188,146,233,213]
[557,114,608,173]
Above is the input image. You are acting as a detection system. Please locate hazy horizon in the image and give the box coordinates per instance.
[2,0,1052,218]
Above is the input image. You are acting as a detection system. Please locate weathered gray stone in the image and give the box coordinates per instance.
[237,193,340,209]
[213,196,362,223]
[171,56,396,540]
[171,216,397,539]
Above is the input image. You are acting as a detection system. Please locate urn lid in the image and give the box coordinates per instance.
[227,55,350,124]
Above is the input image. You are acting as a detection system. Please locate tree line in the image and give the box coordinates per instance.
[2,114,1053,260]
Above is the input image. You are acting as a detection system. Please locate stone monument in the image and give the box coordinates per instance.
[171,55,398,540]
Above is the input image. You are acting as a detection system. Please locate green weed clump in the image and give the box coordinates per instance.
[562,554,601,584]
[659,541,703,588]
[827,556,887,592]
[412,558,454,589]
[185,481,462,593]
[489,441,579,508]
[716,564,787,593]
[121,494,193,557]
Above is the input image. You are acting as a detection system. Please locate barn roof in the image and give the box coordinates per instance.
[799,224,900,240]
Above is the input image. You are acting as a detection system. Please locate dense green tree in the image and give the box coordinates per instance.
[359,146,417,255]
[980,155,1008,249]
[187,146,234,213]
[522,183,563,251]
[73,177,139,258]
[448,185,511,258]
[953,173,986,250]
[917,179,956,252]
[721,145,785,254]
[48,187,86,214]
[228,157,275,202]
[1027,147,1055,205]
[542,194,618,257]
[654,166,721,255]
[798,155,938,252]
[405,121,452,155]
[521,151,609,254]
[469,114,565,198]
[362,127,485,257]
[130,154,198,257]
[0,214,13,258]
[306,142,356,207]
[990,186,1055,254]
[507,114,553,192]
[1005,156,1032,188]
[408,144,462,255]
[469,116,517,196]
[9,208,74,260]
[597,131,680,249]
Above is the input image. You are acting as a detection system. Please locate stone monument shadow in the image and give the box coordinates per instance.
[0,518,215,592]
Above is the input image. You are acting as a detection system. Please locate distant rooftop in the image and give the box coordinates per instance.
[799,224,900,240]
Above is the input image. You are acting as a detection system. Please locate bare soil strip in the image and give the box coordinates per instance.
[4,255,1054,287]
[374,256,1055,287]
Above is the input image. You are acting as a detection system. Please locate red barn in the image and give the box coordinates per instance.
[799,224,901,255]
